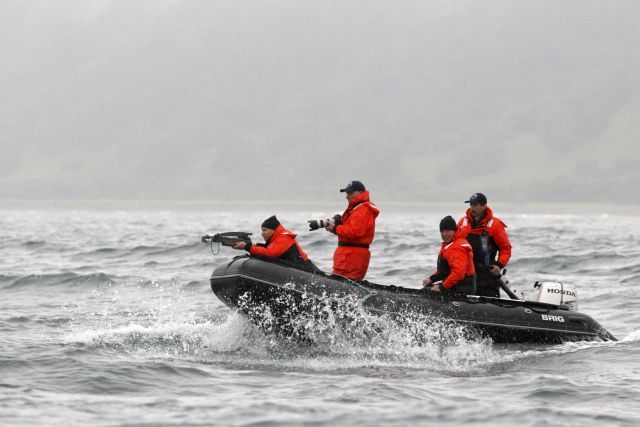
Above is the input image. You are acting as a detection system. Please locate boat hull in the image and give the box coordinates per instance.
[210,256,617,344]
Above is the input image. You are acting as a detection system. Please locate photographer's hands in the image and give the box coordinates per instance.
[324,218,336,232]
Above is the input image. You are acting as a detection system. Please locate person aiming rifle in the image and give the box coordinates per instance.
[230,215,318,272]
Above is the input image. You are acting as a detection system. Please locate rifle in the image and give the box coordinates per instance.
[201,232,252,255]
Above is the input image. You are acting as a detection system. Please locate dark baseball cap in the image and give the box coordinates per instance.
[340,180,366,193]
[465,192,488,204]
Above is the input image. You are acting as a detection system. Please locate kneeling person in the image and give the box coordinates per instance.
[233,215,317,271]
[422,216,476,296]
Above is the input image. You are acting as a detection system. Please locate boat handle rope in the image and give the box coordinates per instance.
[526,305,552,314]
[338,275,377,303]
[359,290,377,303]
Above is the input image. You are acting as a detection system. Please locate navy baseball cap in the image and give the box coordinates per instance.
[340,180,366,193]
[465,193,488,204]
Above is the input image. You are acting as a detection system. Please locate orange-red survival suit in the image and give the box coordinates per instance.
[428,215,476,295]
[248,216,317,272]
[456,199,511,297]
[332,183,380,280]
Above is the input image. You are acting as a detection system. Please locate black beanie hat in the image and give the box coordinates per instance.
[439,215,457,232]
[261,215,280,230]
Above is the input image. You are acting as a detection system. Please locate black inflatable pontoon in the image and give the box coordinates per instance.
[210,256,617,344]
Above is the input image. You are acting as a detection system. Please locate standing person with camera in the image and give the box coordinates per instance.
[319,181,380,281]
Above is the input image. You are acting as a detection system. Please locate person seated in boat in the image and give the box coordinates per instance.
[323,180,380,281]
[456,192,512,298]
[422,215,477,296]
[232,215,318,271]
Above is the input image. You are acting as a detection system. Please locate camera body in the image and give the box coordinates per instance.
[308,214,342,231]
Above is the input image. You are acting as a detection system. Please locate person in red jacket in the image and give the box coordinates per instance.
[233,215,317,271]
[456,193,512,297]
[422,216,476,296]
[324,181,380,281]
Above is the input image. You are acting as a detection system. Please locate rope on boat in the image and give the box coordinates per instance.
[339,276,377,303]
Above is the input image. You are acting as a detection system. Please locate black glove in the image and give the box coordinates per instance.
[329,214,341,234]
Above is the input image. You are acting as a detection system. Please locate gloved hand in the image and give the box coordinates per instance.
[489,265,501,276]
[233,240,252,251]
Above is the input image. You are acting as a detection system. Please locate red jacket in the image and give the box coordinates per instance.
[332,190,380,280]
[335,190,380,245]
[456,206,511,269]
[431,238,476,289]
[249,224,309,261]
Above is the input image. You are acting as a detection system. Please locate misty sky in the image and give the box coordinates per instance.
[1,1,639,204]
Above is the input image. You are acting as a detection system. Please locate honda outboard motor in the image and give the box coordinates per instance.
[532,281,578,311]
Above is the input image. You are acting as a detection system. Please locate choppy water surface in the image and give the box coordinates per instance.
[1,209,639,426]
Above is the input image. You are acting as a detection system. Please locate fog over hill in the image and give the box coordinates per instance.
[1,1,639,205]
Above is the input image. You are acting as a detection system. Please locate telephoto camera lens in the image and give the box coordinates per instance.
[307,219,326,231]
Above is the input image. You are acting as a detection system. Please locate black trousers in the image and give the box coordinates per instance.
[423,275,477,300]
[474,267,500,298]
[440,275,477,297]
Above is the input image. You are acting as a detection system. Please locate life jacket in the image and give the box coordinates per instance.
[429,238,475,289]
[335,190,380,248]
[456,206,512,270]
[249,224,310,266]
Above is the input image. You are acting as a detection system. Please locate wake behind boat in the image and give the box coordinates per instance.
[210,256,617,344]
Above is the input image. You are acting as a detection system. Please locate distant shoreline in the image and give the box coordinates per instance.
[2,198,640,216]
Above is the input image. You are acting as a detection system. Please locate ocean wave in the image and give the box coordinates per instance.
[20,240,48,248]
[1,315,73,327]
[621,329,640,342]
[4,272,117,289]
[0,274,19,284]
[145,242,205,256]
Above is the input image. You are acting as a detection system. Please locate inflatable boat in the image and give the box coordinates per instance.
[210,255,617,344]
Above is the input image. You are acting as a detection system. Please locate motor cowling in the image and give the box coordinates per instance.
[532,281,578,311]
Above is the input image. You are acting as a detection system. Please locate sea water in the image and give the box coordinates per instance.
[1,208,639,426]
